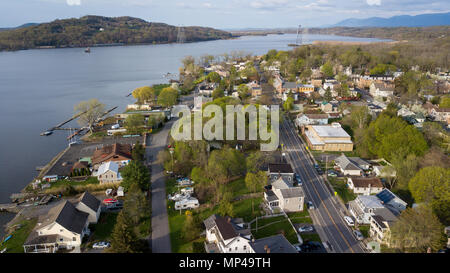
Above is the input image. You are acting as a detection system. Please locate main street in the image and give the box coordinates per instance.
[280,117,366,253]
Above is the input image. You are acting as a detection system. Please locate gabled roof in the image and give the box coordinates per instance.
[204,214,246,241]
[335,155,361,171]
[78,191,101,212]
[271,177,291,189]
[349,177,383,188]
[96,161,120,176]
[44,201,89,234]
[268,163,293,174]
[279,187,304,199]
[250,234,296,253]
[91,143,132,166]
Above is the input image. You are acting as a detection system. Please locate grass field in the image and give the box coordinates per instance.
[1,218,37,253]
[328,177,356,203]
[90,212,118,242]
[287,210,313,224]
[251,217,299,245]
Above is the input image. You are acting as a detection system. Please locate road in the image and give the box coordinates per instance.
[147,120,174,253]
[279,117,365,253]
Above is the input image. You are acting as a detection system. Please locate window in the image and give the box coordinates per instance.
[60,238,63,242]
[235,247,238,250]
[73,237,76,241]
[243,246,247,250]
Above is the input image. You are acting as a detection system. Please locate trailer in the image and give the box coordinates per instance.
[175,197,199,210]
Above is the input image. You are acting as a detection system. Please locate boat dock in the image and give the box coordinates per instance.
[0,203,20,213]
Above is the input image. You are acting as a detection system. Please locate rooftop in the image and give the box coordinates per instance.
[311,124,351,138]
[250,234,296,253]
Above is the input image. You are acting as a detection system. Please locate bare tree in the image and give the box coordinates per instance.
[74,98,105,133]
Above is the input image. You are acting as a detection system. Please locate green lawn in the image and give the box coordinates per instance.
[90,212,118,242]
[228,178,252,198]
[358,225,370,238]
[300,233,322,243]
[328,177,356,203]
[49,176,99,189]
[251,218,299,245]
[1,218,37,253]
[287,210,313,224]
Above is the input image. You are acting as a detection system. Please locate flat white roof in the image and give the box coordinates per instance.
[311,125,351,138]
[305,130,324,145]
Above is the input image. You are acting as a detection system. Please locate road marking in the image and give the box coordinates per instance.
[282,120,356,253]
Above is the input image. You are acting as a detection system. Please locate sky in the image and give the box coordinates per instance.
[1,0,449,29]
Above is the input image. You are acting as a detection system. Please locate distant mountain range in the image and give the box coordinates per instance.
[0,15,232,51]
[0,23,39,32]
[330,12,450,27]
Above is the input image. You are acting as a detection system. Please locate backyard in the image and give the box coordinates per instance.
[1,218,37,253]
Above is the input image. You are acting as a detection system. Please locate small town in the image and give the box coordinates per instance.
[0,2,449,268]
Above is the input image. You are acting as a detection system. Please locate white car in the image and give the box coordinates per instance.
[298,225,314,233]
[92,242,110,249]
[307,201,314,209]
[343,216,355,227]
[353,230,364,241]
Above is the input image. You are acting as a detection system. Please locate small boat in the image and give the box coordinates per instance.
[3,235,12,243]
[40,131,53,136]
[85,47,91,53]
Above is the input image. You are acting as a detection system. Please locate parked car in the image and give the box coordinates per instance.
[324,241,333,251]
[294,245,302,253]
[92,242,110,249]
[298,225,314,233]
[353,230,364,241]
[307,201,314,209]
[327,171,337,177]
[343,216,355,226]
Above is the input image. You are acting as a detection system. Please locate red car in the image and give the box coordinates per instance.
[103,198,118,204]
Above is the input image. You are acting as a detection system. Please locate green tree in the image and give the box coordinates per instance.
[246,151,274,173]
[110,210,141,253]
[123,182,150,230]
[183,214,201,241]
[124,114,145,134]
[132,141,145,161]
[283,97,294,111]
[390,206,446,252]
[324,87,332,102]
[237,84,250,99]
[321,61,334,78]
[207,72,221,83]
[132,86,156,105]
[74,99,105,133]
[440,97,450,108]
[409,167,450,225]
[120,160,150,191]
[212,87,225,100]
[245,171,266,193]
[217,186,234,217]
[157,87,178,108]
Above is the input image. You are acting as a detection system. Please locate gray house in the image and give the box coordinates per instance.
[268,163,294,184]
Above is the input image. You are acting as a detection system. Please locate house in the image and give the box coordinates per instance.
[302,123,353,152]
[91,143,132,169]
[75,191,101,224]
[93,161,123,184]
[431,108,450,124]
[369,82,394,98]
[376,189,407,214]
[348,157,371,170]
[298,84,314,93]
[334,154,362,176]
[267,163,294,184]
[320,102,338,113]
[347,177,383,195]
[249,234,297,253]
[295,113,328,127]
[23,201,91,253]
[369,208,398,245]
[265,176,305,213]
[349,195,386,224]
[42,175,58,183]
[204,214,253,253]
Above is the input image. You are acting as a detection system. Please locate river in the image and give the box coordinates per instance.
[0,33,387,233]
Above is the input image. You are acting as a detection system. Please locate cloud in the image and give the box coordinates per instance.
[366,0,381,6]
[66,0,81,6]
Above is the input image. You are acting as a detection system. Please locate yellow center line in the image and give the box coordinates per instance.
[282,120,356,253]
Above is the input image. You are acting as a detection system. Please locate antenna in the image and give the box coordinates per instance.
[177,26,186,43]
[296,25,302,46]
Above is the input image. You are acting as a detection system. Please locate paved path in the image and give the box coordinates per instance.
[148,121,174,253]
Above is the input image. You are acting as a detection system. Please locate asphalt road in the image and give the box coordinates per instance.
[279,118,366,253]
[147,120,174,253]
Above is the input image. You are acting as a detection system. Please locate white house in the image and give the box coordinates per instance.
[370,82,394,98]
[265,177,305,213]
[295,113,328,127]
[204,215,253,253]
[347,177,383,195]
[369,209,398,245]
[334,154,362,176]
[75,192,101,224]
[23,201,91,253]
[348,195,387,224]
[174,197,199,210]
[93,161,123,184]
